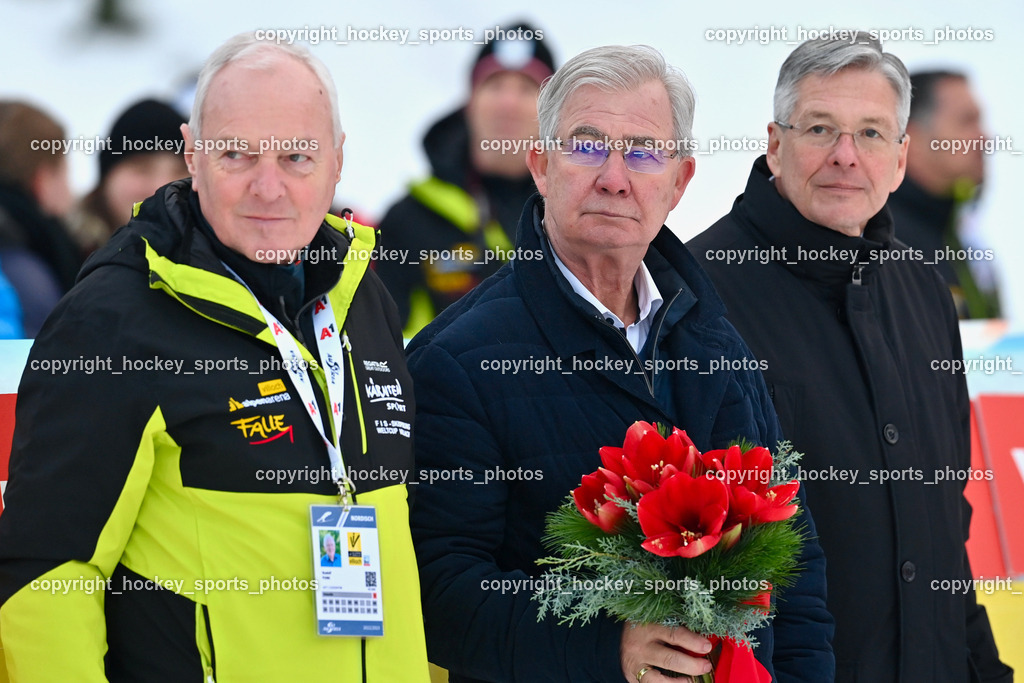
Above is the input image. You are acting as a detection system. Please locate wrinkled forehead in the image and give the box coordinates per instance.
[791,68,900,126]
[558,81,674,138]
[202,58,334,137]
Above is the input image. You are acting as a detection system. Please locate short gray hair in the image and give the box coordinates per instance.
[189,32,343,145]
[774,31,911,135]
[537,45,695,157]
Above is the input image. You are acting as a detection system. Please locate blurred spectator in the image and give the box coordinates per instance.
[69,98,187,258]
[889,71,1001,319]
[0,100,82,336]
[376,22,554,336]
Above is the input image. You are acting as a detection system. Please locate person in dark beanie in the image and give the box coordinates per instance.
[0,100,81,335]
[376,21,555,337]
[69,98,188,257]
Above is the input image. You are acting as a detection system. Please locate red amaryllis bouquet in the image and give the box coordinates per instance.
[535,422,805,682]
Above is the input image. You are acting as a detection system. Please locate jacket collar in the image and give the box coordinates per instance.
[512,194,719,361]
[735,156,894,288]
[188,190,308,322]
[84,178,375,344]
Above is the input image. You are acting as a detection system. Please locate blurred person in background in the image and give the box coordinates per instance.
[0,262,24,338]
[376,21,554,337]
[69,98,188,259]
[888,70,1001,319]
[0,100,83,336]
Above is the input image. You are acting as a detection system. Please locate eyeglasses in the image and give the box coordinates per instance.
[562,138,679,174]
[774,121,905,152]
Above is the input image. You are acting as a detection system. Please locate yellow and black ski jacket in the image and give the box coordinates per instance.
[0,179,429,681]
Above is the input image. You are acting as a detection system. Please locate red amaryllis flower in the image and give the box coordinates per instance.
[638,472,730,558]
[665,428,704,478]
[705,446,799,527]
[572,468,630,533]
[601,421,704,500]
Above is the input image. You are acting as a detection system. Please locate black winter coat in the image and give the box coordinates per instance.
[689,156,1012,683]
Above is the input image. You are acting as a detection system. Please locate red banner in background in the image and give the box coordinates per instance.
[966,403,1008,576]
[972,395,1024,577]
[0,393,13,517]
[0,340,30,518]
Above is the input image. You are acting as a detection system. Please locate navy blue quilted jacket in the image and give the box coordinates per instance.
[406,195,834,682]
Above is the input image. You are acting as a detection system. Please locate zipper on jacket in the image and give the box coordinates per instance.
[288,266,346,346]
[851,264,864,286]
[361,637,368,683]
[593,316,655,398]
[645,288,684,382]
[281,295,305,345]
[196,603,216,683]
[620,287,685,399]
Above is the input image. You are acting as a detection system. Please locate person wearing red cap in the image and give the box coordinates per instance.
[376,22,555,337]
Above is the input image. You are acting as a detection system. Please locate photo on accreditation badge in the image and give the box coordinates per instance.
[319,530,342,567]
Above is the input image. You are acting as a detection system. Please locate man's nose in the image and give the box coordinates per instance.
[828,131,860,167]
[250,158,286,200]
[596,152,631,195]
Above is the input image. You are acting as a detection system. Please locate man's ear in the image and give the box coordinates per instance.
[765,121,783,178]
[334,132,346,184]
[668,155,696,210]
[180,123,197,179]
[525,147,549,196]
[890,132,909,192]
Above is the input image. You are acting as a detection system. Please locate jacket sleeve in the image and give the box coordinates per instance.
[716,352,836,683]
[0,278,160,681]
[408,341,625,682]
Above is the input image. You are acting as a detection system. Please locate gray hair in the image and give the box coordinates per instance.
[774,31,911,135]
[189,32,343,145]
[537,45,695,157]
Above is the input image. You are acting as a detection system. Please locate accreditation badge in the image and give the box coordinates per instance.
[310,505,384,637]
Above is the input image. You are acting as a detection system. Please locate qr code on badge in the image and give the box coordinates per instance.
[365,571,377,589]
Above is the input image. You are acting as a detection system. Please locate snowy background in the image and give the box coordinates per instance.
[2,0,1022,324]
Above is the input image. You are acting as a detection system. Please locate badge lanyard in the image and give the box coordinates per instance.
[222,262,354,505]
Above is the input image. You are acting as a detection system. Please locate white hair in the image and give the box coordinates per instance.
[189,32,343,145]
